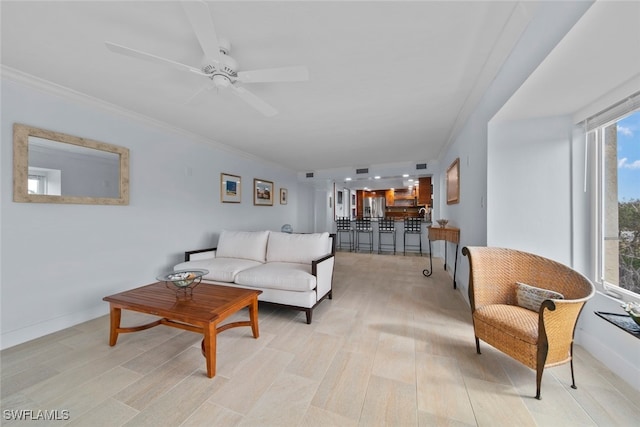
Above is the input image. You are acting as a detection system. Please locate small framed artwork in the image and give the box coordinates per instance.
[220,173,241,203]
[280,188,288,205]
[446,158,460,205]
[254,178,274,206]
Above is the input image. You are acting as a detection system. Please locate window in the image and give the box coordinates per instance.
[26,167,62,196]
[592,95,640,298]
[27,173,46,195]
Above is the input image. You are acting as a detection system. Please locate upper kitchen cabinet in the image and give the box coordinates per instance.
[417,177,432,206]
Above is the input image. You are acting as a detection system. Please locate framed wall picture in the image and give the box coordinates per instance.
[220,173,241,203]
[254,178,274,206]
[280,188,288,205]
[446,158,460,205]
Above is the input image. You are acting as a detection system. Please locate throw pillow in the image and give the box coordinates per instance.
[515,282,564,312]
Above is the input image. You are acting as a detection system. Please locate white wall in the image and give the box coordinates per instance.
[0,75,313,349]
[487,116,574,264]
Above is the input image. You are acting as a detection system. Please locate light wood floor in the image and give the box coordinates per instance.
[2,252,639,426]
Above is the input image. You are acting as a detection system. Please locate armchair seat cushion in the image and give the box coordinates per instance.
[235,262,316,292]
[174,257,262,283]
[474,304,538,345]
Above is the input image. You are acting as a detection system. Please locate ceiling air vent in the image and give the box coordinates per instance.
[416,163,427,170]
[306,172,314,178]
[356,168,369,174]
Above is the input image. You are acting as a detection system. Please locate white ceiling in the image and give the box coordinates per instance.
[493,0,640,123]
[4,1,637,192]
[1,1,534,178]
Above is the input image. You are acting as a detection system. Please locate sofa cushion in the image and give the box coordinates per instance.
[266,232,330,264]
[515,282,564,312]
[216,230,270,263]
[174,258,262,283]
[234,262,317,292]
[474,304,538,344]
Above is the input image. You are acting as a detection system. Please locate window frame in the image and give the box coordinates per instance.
[592,108,640,302]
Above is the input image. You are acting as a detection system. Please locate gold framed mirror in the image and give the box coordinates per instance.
[13,123,129,205]
[446,157,460,205]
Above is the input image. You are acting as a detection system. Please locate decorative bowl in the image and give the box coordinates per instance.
[621,301,640,327]
[436,219,449,228]
[281,224,293,233]
[168,271,197,287]
[158,269,209,289]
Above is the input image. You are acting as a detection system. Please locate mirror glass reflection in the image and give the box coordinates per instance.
[28,136,121,198]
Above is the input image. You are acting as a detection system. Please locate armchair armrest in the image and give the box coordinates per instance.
[539,297,591,365]
[185,247,217,262]
[312,252,335,301]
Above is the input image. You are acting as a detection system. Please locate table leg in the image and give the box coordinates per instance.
[444,241,448,271]
[453,243,459,289]
[108,305,121,346]
[202,322,217,378]
[249,297,260,338]
[423,239,433,277]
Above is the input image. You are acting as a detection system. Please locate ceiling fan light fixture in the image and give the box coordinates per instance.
[212,74,231,87]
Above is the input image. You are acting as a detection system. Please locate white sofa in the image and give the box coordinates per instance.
[174,230,336,324]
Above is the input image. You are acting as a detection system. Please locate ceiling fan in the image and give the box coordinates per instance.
[105,0,309,116]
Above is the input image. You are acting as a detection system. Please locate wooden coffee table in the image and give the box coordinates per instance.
[103,282,261,378]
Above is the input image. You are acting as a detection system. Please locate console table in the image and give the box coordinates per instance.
[423,226,460,289]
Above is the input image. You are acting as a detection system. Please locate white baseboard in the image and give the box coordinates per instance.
[576,328,640,392]
[0,305,109,350]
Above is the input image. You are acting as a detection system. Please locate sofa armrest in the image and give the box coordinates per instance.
[185,247,217,262]
[312,253,335,300]
[328,233,336,255]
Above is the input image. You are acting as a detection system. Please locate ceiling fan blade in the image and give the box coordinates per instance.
[228,85,278,117]
[237,66,309,83]
[105,41,206,76]
[183,80,216,105]
[181,0,222,65]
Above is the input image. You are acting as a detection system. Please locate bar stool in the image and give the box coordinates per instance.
[378,217,396,254]
[336,217,353,251]
[355,218,373,253]
[403,217,423,256]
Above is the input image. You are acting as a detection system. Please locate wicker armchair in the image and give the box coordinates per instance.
[462,246,595,399]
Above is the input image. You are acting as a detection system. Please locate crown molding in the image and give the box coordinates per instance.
[0,65,292,171]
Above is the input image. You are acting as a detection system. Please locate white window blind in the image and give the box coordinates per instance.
[584,90,640,131]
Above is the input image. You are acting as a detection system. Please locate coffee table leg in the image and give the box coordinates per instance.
[202,323,217,378]
[249,298,260,339]
[109,305,121,346]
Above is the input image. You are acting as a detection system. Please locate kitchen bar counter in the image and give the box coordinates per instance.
[348,217,430,222]
[385,205,426,219]
[334,219,432,253]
